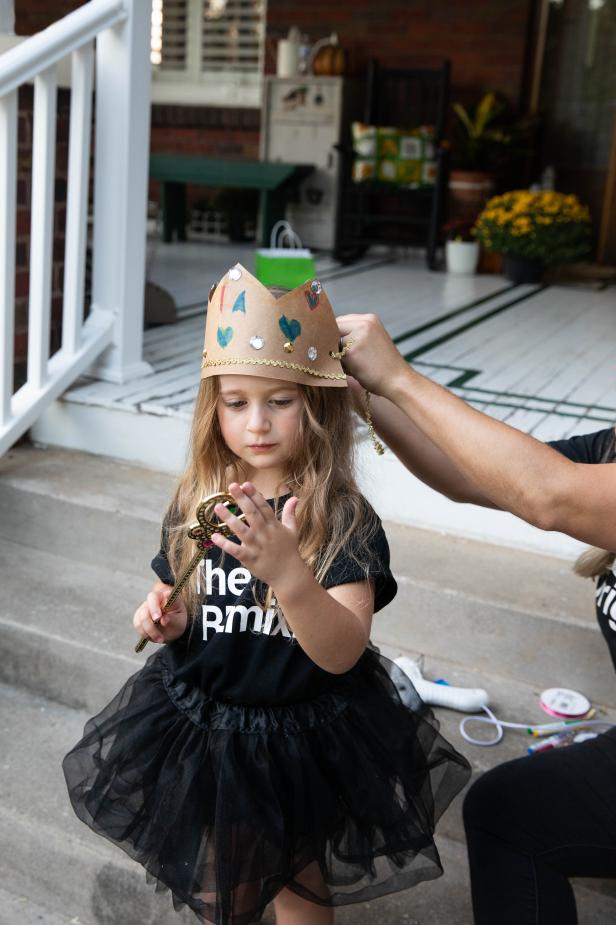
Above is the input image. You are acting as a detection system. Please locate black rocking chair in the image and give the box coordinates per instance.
[335,58,450,269]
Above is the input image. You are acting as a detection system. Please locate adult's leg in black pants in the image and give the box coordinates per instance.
[463,729,616,925]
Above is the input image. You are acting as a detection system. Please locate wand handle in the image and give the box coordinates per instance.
[134,549,207,653]
[134,492,245,655]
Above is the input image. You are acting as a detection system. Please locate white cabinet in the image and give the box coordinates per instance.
[261,76,357,251]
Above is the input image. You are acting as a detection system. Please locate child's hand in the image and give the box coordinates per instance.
[133,581,188,645]
[210,482,306,589]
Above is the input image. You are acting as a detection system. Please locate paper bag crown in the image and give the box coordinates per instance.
[201,264,346,388]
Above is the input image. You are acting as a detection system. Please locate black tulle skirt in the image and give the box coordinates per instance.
[63,648,470,924]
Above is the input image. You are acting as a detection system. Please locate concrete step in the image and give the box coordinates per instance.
[2,679,615,925]
[1,443,611,710]
[2,517,610,720]
[0,682,194,925]
[0,886,87,925]
[0,535,152,712]
[0,443,171,577]
[382,519,613,707]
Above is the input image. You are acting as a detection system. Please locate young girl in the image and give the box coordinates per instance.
[63,265,470,925]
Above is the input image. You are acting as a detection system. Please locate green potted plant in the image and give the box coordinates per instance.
[472,189,592,283]
[449,93,534,219]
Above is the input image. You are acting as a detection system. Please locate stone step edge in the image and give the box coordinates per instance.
[395,573,596,631]
[1,617,138,713]
[0,526,593,635]
[5,612,615,724]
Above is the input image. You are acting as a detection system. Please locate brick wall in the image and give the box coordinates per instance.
[267,0,535,109]
[17,0,535,107]
[147,1,535,179]
[15,1,86,35]
[16,0,536,226]
[149,106,260,210]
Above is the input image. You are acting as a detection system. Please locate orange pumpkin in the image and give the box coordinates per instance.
[312,43,347,76]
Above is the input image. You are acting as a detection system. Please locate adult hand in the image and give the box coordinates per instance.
[133,581,188,645]
[336,313,409,397]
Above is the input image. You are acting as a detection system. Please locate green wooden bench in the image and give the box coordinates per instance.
[149,155,314,246]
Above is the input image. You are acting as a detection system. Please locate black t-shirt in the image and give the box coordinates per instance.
[152,496,397,706]
[549,427,616,671]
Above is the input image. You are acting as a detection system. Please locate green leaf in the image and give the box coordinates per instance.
[454,102,475,138]
[475,92,497,134]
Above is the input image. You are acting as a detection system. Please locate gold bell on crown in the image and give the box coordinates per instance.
[201,264,347,388]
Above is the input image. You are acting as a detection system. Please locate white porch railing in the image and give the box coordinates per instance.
[0,0,153,456]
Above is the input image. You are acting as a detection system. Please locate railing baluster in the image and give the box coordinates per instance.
[27,66,57,392]
[0,0,146,455]
[0,91,17,427]
[63,43,93,357]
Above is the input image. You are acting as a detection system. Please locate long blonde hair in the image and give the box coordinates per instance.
[573,428,616,580]
[165,376,376,616]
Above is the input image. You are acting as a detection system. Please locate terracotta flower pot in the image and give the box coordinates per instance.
[448,170,495,221]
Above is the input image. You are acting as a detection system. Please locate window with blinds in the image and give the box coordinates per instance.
[202,0,263,73]
[151,0,265,106]
[152,0,188,70]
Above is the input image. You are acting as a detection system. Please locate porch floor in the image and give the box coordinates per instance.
[70,241,615,440]
[32,241,615,557]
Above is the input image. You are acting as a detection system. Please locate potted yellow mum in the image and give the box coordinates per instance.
[473,190,592,283]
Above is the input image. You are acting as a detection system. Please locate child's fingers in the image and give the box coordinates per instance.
[155,588,187,626]
[133,584,186,646]
[281,496,299,531]
[136,600,165,644]
[132,601,146,632]
[214,500,250,536]
[147,590,163,621]
[236,482,274,520]
[226,482,267,525]
[210,532,247,562]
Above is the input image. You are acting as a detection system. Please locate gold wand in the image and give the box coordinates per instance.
[134,492,246,654]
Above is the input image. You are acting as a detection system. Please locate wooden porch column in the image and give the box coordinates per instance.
[89,0,153,383]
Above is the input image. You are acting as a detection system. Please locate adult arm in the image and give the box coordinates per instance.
[338,313,616,550]
[348,377,498,507]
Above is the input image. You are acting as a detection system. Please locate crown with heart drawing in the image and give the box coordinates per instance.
[201,264,347,388]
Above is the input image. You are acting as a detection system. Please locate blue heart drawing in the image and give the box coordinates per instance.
[278,315,301,342]
[232,291,246,313]
[217,326,233,348]
[305,291,319,310]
